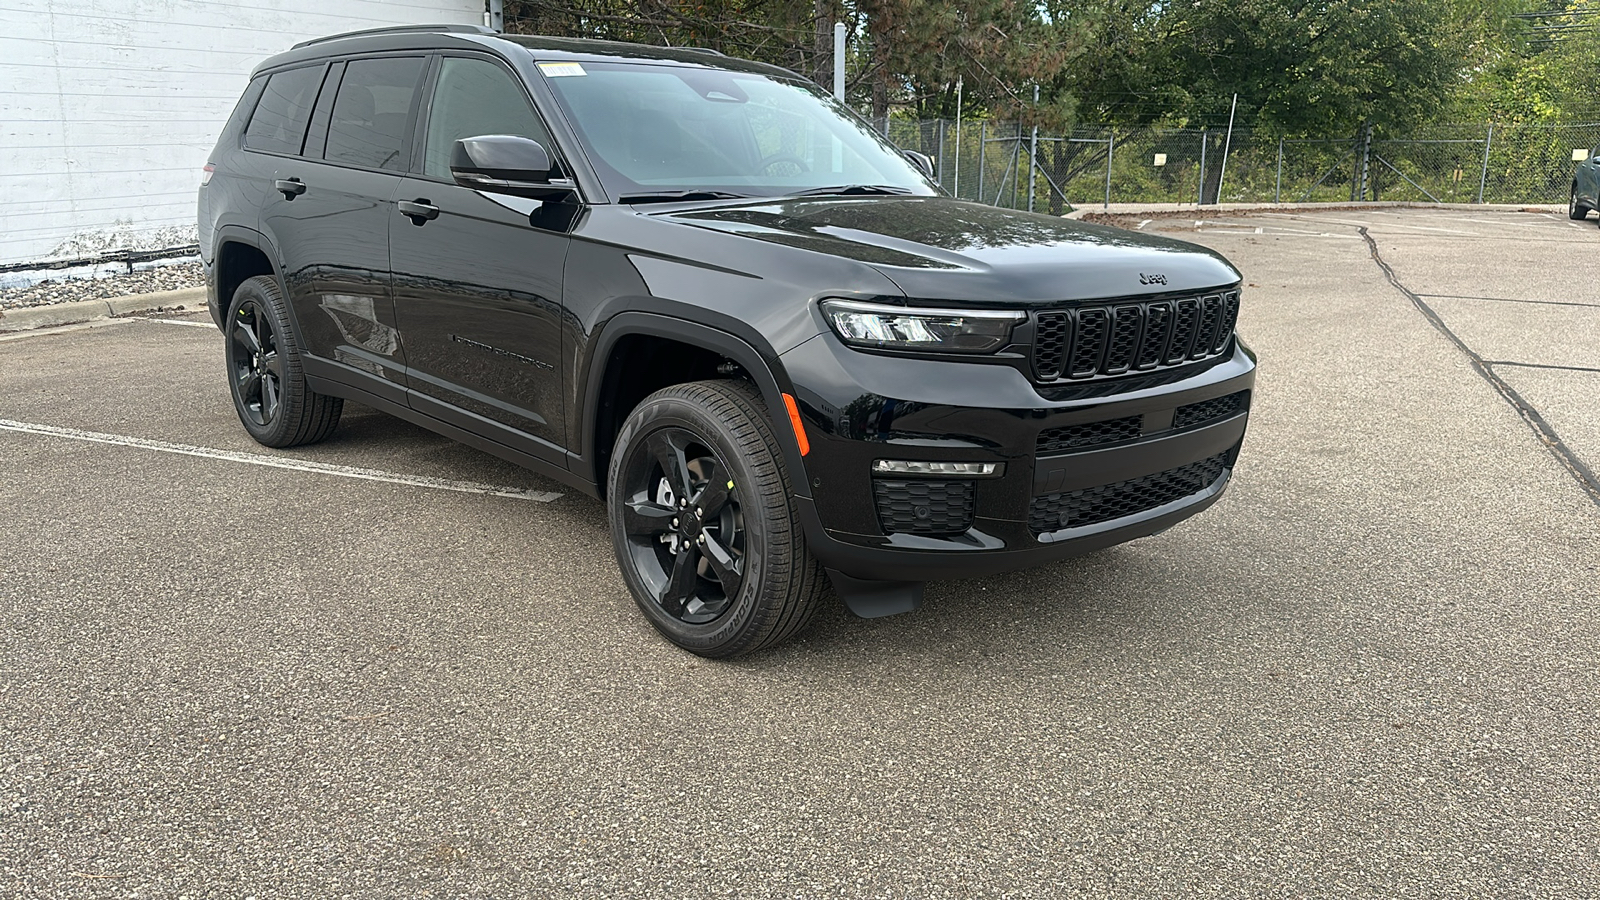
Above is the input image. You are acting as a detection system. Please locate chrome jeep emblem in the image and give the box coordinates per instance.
[1139,273,1168,285]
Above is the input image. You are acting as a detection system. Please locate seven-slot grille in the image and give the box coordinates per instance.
[1032,290,1239,382]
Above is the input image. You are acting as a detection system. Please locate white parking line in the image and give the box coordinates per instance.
[0,319,136,342]
[1268,213,1477,234]
[145,318,214,329]
[1180,226,1362,240]
[1449,216,1569,228]
[0,418,565,502]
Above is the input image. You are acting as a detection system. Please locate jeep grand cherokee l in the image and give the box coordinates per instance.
[198,24,1256,657]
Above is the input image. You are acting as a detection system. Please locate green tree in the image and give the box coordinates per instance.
[1139,1,1482,135]
[1451,0,1600,124]
[501,0,1588,137]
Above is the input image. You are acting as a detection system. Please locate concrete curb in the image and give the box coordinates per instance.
[1062,201,1566,220]
[0,287,207,334]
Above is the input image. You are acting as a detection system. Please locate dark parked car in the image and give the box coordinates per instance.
[198,24,1256,656]
[1573,141,1600,221]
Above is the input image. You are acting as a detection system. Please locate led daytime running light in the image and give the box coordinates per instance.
[872,460,1002,477]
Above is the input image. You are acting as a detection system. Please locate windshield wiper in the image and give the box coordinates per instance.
[618,190,752,204]
[786,184,915,197]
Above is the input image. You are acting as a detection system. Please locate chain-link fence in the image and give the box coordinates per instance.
[870,118,1600,210]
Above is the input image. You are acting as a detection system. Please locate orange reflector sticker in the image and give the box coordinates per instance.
[781,392,810,456]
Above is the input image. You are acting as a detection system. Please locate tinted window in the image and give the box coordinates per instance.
[324,57,425,171]
[423,58,552,179]
[540,62,931,197]
[244,66,323,155]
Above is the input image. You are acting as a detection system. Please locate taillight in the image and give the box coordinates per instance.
[201,163,215,186]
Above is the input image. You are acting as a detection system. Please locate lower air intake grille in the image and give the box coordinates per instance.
[1028,453,1229,534]
[1173,391,1249,430]
[1037,415,1143,455]
[874,479,975,536]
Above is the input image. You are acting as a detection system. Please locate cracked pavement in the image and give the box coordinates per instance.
[3,207,1599,897]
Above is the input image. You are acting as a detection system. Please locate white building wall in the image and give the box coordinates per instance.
[0,0,482,266]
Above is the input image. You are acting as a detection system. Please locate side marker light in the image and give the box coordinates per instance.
[781,392,810,456]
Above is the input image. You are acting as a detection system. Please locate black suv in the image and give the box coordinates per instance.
[199,24,1256,656]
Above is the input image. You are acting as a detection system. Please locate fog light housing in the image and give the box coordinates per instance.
[872,479,975,536]
[872,460,1003,477]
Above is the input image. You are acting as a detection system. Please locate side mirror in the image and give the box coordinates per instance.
[451,135,576,200]
[902,149,936,180]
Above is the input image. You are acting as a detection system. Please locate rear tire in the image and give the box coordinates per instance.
[606,379,823,657]
[224,275,342,448]
[1570,184,1590,220]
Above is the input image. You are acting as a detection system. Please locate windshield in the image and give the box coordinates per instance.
[535,60,937,200]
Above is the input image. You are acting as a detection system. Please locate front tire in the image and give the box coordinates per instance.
[607,380,823,657]
[224,275,342,448]
[1570,184,1590,220]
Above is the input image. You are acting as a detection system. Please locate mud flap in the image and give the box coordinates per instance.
[825,568,925,618]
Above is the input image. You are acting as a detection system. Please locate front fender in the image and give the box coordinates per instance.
[577,312,812,499]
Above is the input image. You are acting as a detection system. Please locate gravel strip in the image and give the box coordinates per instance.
[0,260,204,311]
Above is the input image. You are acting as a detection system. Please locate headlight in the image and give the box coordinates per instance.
[820,299,1023,354]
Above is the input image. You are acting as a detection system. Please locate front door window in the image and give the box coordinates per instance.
[423,57,554,179]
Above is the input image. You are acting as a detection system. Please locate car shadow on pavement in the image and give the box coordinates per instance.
[293,405,1269,668]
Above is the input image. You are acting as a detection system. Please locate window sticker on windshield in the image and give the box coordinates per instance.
[538,62,586,77]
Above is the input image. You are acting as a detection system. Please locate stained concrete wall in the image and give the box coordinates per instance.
[1,0,482,266]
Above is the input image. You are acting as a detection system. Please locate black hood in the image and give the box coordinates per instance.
[652,196,1241,305]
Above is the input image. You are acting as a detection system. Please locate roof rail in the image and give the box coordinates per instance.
[683,47,727,56]
[292,23,495,50]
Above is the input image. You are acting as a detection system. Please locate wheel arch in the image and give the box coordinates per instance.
[581,313,810,500]
[211,226,285,329]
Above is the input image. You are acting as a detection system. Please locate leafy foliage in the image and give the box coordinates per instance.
[1450,0,1600,125]
[501,0,1599,134]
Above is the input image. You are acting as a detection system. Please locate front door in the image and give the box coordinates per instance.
[389,54,573,461]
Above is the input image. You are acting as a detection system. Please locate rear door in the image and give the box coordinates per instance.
[388,53,574,461]
[259,54,427,403]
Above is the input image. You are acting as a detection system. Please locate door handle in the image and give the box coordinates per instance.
[274,178,306,199]
[397,199,440,225]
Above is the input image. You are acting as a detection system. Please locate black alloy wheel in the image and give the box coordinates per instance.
[607,380,824,657]
[223,275,342,448]
[620,427,746,625]
[1571,184,1589,221]
[230,298,282,428]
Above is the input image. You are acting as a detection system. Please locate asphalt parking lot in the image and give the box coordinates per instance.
[3,206,1598,897]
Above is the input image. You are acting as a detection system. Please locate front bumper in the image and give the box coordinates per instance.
[781,332,1257,582]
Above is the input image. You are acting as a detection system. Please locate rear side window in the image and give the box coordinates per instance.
[324,57,426,171]
[244,66,324,155]
[422,57,552,179]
